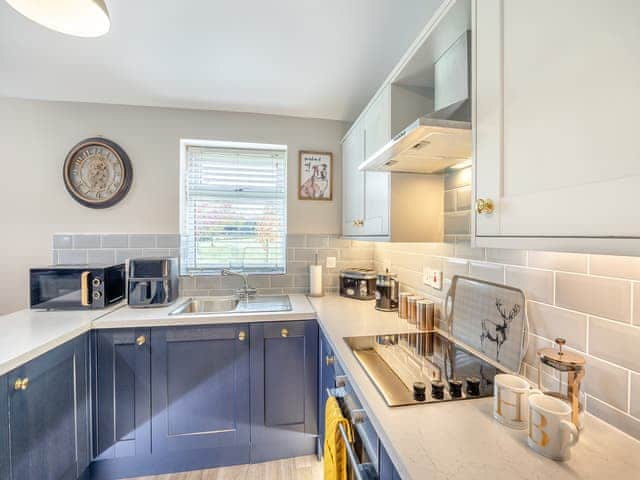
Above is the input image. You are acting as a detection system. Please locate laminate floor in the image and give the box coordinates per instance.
[126,455,323,480]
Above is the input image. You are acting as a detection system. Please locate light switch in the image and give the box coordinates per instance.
[326,256,337,269]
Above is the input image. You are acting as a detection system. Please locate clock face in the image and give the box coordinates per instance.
[63,138,133,208]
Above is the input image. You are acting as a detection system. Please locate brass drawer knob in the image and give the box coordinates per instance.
[325,355,335,366]
[14,377,29,391]
[136,335,146,346]
[476,198,495,215]
[281,328,289,338]
[238,331,246,341]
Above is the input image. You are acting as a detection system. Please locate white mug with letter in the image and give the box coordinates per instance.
[493,374,542,429]
[528,394,580,461]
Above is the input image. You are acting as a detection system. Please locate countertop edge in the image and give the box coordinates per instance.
[0,323,92,377]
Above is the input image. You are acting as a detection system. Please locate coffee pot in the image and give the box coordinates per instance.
[536,338,585,429]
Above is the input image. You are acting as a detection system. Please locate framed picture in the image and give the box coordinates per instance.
[298,151,333,201]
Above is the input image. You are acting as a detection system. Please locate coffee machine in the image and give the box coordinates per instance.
[375,270,399,312]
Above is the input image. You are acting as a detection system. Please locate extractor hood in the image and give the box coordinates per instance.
[359,31,472,174]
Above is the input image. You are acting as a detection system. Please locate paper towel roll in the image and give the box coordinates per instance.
[309,264,323,297]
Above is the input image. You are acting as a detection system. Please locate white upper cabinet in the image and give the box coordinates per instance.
[474,0,640,252]
[342,86,391,238]
[342,121,365,236]
[362,88,391,236]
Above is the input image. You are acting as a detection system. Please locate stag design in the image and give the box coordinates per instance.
[480,299,521,363]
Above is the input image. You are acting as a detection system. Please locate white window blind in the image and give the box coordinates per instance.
[180,141,287,275]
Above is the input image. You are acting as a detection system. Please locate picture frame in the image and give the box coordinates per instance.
[298,150,333,201]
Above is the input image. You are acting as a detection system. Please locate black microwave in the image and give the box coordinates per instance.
[30,264,126,310]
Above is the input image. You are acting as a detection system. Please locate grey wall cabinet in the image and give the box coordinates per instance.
[3,335,90,480]
[93,329,151,461]
[249,320,319,462]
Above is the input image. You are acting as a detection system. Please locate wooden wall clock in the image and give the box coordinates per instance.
[63,137,133,209]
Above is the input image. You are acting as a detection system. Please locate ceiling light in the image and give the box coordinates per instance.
[5,0,110,37]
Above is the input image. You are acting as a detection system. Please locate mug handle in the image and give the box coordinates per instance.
[560,419,580,456]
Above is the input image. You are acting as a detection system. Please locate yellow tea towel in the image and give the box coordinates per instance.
[323,396,353,480]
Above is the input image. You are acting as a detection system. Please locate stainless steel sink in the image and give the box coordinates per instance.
[170,296,240,315]
[170,295,291,316]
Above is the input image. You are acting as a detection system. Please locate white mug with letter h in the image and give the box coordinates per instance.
[528,394,580,461]
[493,374,542,429]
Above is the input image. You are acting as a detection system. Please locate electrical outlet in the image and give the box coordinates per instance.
[423,268,442,290]
[326,256,337,269]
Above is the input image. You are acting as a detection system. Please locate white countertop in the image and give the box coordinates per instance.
[92,294,315,328]
[309,295,640,480]
[0,304,122,376]
[0,295,315,376]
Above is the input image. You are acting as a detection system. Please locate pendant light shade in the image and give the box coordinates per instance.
[5,0,110,37]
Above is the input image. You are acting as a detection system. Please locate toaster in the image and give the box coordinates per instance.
[339,268,377,300]
[127,257,179,308]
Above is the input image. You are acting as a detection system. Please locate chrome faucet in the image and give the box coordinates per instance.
[221,269,257,298]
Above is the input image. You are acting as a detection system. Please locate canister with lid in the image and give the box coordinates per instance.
[398,292,412,319]
[416,299,435,330]
[406,295,423,324]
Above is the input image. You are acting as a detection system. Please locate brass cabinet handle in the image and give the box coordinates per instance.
[81,271,90,306]
[238,331,246,341]
[135,335,146,346]
[281,328,289,338]
[476,198,495,215]
[352,219,364,227]
[325,355,335,366]
[14,377,29,391]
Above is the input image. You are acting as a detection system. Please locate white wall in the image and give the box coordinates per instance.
[0,97,346,314]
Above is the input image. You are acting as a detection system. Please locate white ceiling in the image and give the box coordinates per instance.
[0,0,443,121]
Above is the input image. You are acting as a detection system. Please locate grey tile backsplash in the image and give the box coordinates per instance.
[52,233,374,297]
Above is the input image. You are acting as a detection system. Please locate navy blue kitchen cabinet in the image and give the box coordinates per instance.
[318,328,336,457]
[92,329,151,464]
[0,374,9,480]
[4,334,90,480]
[379,441,402,480]
[151,324,251,466]
[250,320,318,462]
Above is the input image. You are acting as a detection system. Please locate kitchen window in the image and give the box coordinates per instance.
[180,139,287,276]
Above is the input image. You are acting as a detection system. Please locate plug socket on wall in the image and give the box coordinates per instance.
[423,268,442,290]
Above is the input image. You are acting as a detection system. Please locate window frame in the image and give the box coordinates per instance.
[179,138,288,276]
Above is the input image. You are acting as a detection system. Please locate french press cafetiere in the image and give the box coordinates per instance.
[537,338,586,429]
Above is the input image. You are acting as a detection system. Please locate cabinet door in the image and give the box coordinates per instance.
[151,325,250,453]
[317,331,335,457]
[363,89,391,236]
[342,123,366,236]
[94,329,151,459]
[7,335,89,480]
[0,374,9,480]
[474,0,640,240]
[379,441,401,480]
[250,320,318,462]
